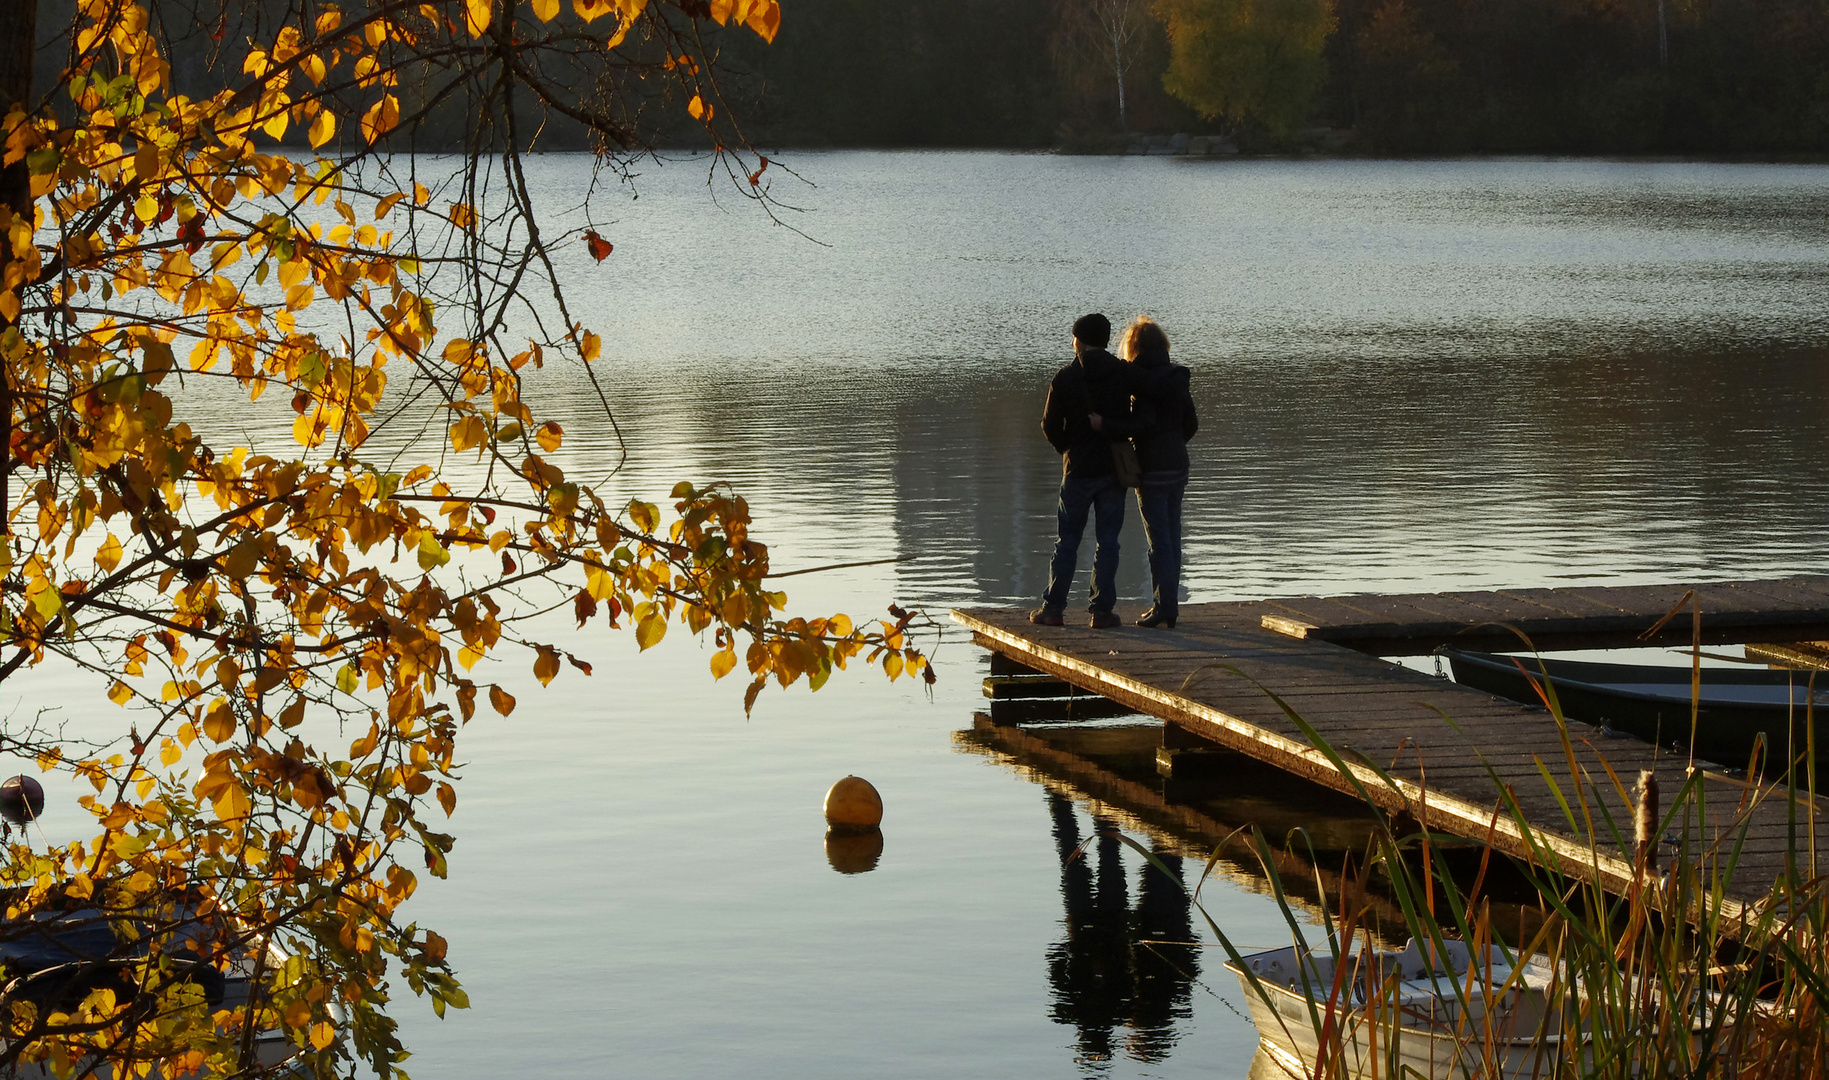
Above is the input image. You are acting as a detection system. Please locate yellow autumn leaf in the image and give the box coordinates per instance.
[202,699,236,743]
[464,0,493,37]
[450,415,487,453]
[308,108,336,148]
[210,780,251,823]
[532,0,561,20]
[293,410,328,447]
[417,531,451,570]
[136,55,165,96]
[261,94,291,139]
[108,680,133,706]
[710,647,736,680]
[687,94,706,121]
[95,533,123,572]
[360,94,400,144]
[535,421,563,452]
[533,648,559,686]
[309,1022,337,1051]
[636,611,667,651]
[134,143,159,183]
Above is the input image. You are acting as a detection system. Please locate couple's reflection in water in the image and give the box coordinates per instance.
[1045,793,1198,1068]
[969,713,1545,1078]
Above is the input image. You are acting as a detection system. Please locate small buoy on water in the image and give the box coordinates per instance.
[0,775,45,827]
[823,775,883,833]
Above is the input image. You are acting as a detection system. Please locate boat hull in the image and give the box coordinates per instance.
[1236,974,1567,1080]
[1443,649,1829,771]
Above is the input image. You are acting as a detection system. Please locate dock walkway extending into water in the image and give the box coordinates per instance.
[953,576,1829,911]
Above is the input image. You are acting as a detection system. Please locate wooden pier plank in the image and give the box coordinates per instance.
[1725,576,1829,607]
[1247,575,1829,654]
[1496,587,1642,620]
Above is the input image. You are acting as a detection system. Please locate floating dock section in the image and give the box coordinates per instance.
[953,576,1829,912]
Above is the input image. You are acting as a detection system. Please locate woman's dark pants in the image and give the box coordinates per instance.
[1042,474,1125,614]
[1135,470,1188,618]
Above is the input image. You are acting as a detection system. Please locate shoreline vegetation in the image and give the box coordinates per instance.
[1181,664,1829,1078]
[80,2,1829,158]
[723,0,1829,158]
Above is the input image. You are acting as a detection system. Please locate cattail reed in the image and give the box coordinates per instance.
[1635,768,1658,871]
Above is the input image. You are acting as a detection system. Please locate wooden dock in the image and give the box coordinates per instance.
[953,576,1829,913]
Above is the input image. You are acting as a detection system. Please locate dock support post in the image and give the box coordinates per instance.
[1156,722,1243,779]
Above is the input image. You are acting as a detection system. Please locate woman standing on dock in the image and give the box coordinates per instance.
[1116,316,1197,628]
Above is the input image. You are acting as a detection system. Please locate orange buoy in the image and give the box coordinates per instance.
[823,775,883,831]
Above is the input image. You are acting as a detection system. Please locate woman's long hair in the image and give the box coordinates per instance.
[1119,316,1170,361]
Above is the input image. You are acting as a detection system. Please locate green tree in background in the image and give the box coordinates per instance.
[1155,0,1336,136]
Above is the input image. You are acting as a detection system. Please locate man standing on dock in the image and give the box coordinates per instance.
[1035,314,1131,628]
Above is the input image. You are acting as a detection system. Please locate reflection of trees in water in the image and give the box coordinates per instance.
[1046,793,1198,1068]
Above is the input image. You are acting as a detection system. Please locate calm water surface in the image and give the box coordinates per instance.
[17,154,1829,1078]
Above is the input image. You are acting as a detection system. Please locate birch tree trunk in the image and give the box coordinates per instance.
[1093,0,1138,132]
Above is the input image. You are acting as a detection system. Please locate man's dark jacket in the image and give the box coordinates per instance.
[1119,345,1198,473]
[1042,347,1131,477]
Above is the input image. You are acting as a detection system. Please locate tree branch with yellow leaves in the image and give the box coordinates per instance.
[0,2,930,1077]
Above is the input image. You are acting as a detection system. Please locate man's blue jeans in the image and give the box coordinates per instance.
[1043,473,1125,614]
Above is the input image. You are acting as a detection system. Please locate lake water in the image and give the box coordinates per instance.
[16,153,1829,1078]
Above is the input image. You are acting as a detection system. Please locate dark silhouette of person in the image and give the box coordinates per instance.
[1035,314,1133,629]
[1099,315,1197,628]
[1045,794,1198,1069]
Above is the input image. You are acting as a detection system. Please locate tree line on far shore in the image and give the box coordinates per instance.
[57,0,1829,154]
[711,0,1829,154]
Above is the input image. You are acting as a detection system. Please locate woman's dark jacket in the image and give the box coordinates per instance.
[1042,347,1133,477]
[1114,346,1198,473]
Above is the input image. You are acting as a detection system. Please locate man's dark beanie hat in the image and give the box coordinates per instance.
[1073,313,1111,347]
